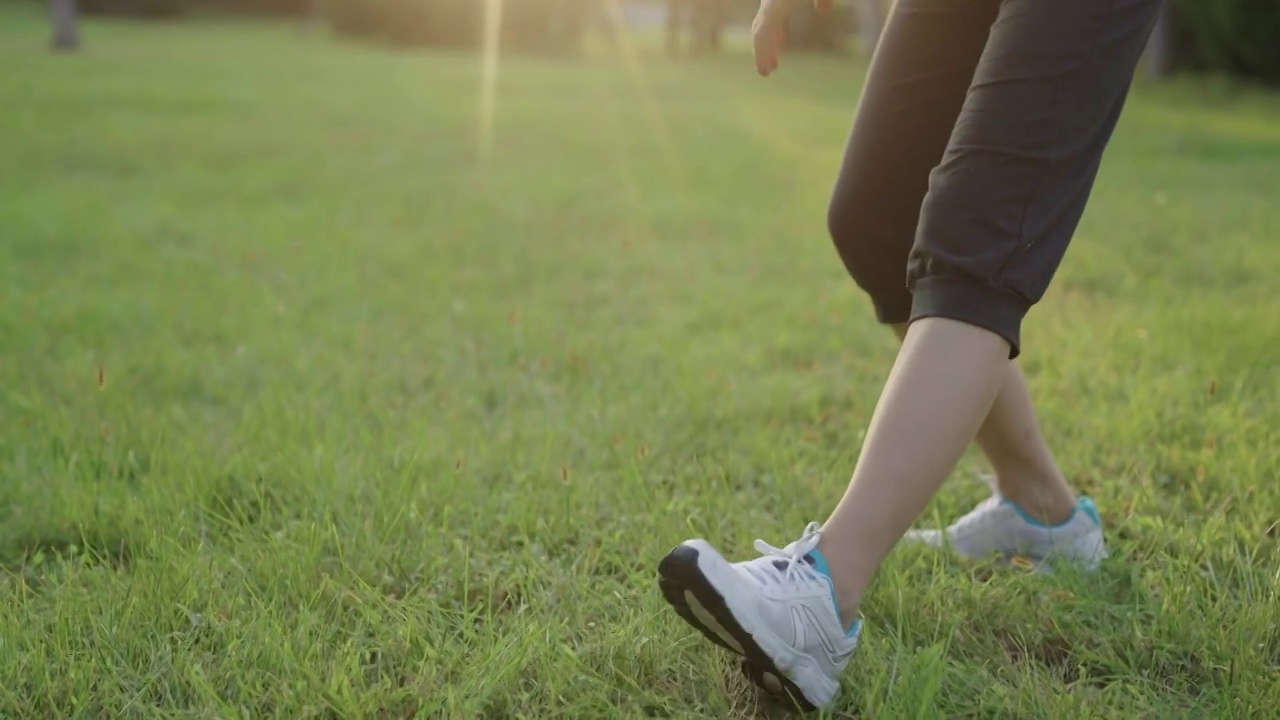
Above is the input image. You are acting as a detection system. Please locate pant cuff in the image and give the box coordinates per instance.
[909,276,1030,359]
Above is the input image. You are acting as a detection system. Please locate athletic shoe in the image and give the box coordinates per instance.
[903,495,1108,570]
[657,522,860,711]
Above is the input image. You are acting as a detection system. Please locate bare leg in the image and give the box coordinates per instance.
[817,318,1008,625]
[971,363,1077,521]
[891,324,1076,524]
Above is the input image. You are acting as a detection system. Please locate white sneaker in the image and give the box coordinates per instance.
[657,522,860,711]
[903,495,1108,570]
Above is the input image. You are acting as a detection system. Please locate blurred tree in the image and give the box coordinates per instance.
[502,0,590,54]
[663,0,683,55]
[328,0,384,37]
[1144,0,1174,78]
[666,0,728,56]
[81,0,188,17]
[380,0,466,47]
[49,0,80,51]
[1169,0,1280,83]
[783,2,852,52]
[853,0,886,56]
[327,0,589,56]
[213,0,312,14]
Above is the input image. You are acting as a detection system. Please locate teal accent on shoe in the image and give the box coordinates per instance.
[804,548,860,638]
[1077,496,1102,526]
[1002,496,1102,528]
[1001,497,1077,529]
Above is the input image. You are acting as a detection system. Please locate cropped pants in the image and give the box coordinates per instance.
[828,0,1162,358]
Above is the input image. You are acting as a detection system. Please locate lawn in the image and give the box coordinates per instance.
[0,5,1277,718]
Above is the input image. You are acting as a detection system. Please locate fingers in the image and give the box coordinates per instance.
[751,2,784,77]
[754,35,779,76]
[752,21,780,76]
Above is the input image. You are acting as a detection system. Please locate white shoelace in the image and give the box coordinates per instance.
[746,521,824,588]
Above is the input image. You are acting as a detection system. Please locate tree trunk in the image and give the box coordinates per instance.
[50,0,80,52]
[699,0,729,55]
[855,0,887,57]
[1143,0,1173,79]
[666,0,688,56]
[299,0,323,34]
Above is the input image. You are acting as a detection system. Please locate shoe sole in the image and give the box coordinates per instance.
[657,541,838,711]
[901,530,1107,573]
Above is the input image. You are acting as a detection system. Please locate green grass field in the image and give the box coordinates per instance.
[1,5,1278,718]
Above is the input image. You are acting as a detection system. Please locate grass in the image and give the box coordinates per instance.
[1,5,1278,718]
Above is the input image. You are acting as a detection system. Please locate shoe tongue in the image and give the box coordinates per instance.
[804,549,835,581]
[771,554,817,572]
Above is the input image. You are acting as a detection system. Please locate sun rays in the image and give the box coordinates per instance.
[475,0,681,182]
[478,0,505,165]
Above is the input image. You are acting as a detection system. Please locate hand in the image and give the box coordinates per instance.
[752,0,832,77]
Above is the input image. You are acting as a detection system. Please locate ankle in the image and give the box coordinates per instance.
[991,466,1076,525]
[1000,485,1077,525]
[811,540,868,632]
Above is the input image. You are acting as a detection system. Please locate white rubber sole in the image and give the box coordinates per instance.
[903,528,1108,573]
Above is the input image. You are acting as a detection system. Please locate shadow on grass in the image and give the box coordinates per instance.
[0,525,136,589]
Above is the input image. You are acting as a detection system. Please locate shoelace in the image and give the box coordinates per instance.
[747,521,824,588]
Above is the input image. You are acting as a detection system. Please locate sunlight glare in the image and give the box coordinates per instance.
[602,0,682,178]
[478,0,504,165]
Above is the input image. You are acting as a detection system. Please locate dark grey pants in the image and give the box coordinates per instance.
[828,0,1163,358]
